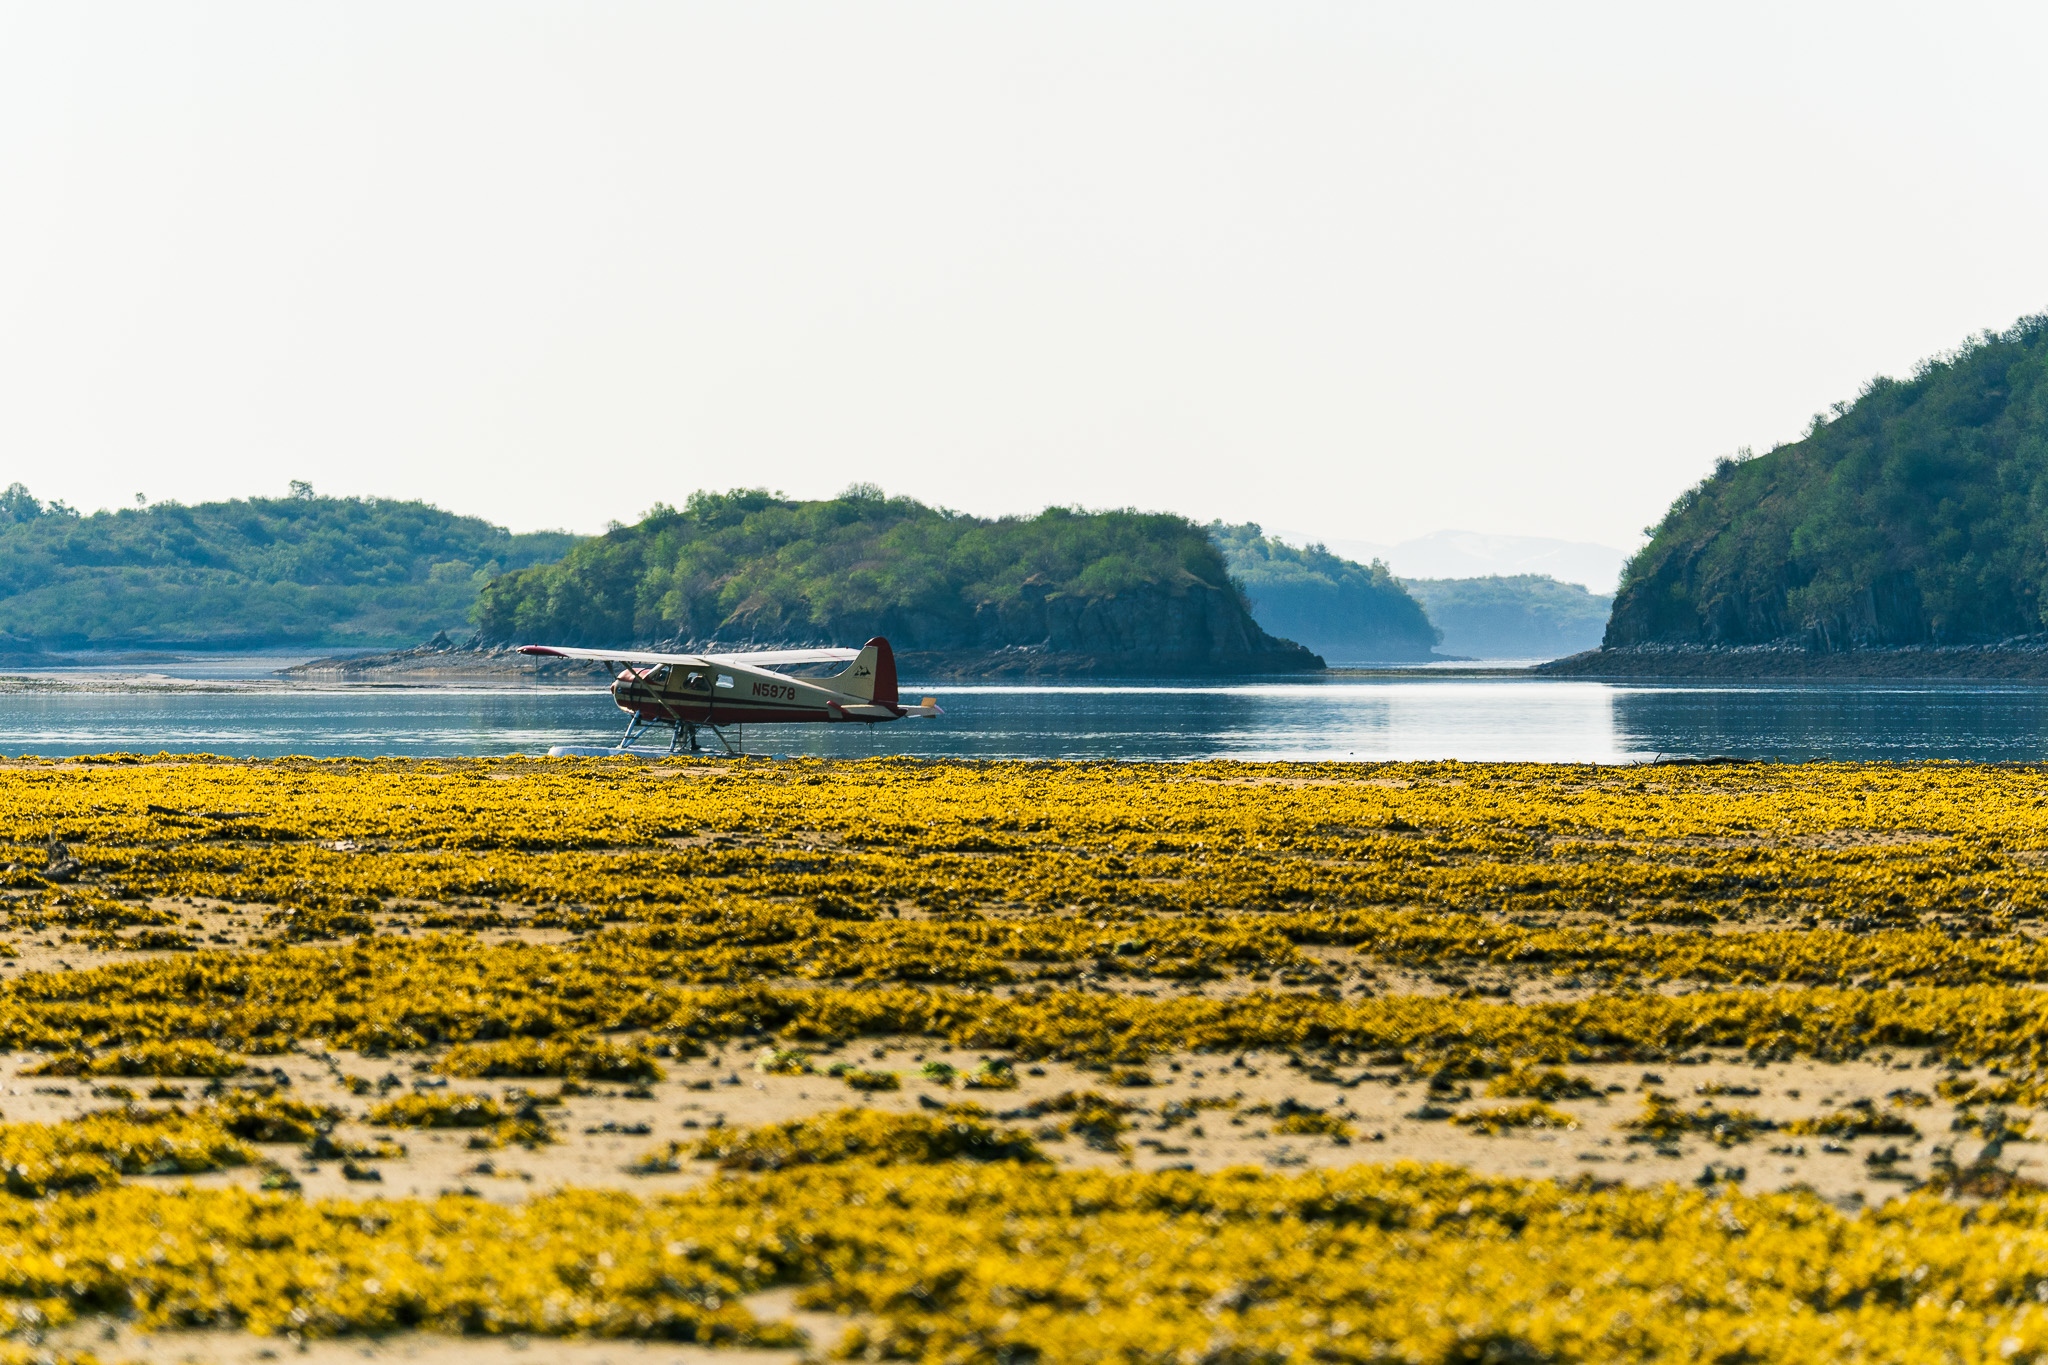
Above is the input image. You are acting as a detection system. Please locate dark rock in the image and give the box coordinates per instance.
[41,840,81,884]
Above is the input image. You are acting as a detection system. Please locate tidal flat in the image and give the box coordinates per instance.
[4,755,2048,1362]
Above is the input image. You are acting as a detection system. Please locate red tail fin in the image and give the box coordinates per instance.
[866,636,898,708]
[831,637,898,707]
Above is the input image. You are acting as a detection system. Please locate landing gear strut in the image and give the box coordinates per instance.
[614,715,740,756]
[672,721,739,756]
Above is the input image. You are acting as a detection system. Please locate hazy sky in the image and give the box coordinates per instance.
[5,4,2047,549]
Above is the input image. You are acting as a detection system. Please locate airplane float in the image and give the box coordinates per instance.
[518,636,941,756]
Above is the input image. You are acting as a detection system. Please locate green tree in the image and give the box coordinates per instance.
[0,491,577,649]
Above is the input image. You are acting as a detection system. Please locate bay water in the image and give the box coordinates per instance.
[5,656,2048,762]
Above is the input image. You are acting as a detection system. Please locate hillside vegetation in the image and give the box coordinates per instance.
[474,489,1317,673]
[0,485,576,651]
[1609,315,2048,650]
[1209,523,1439,663]
[1403,575,1612,660]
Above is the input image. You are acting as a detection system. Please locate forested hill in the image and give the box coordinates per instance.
[1608,316,2048,651]
[1402,575,1613,660]
[473,490,1320,675]
[1209,524,1439,663]
[0,485,577,651]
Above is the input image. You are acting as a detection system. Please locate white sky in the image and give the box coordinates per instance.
[4,4,2046,548]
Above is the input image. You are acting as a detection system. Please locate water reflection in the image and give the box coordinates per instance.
[907,682,1629,762]
[1614,683,2048,762]
[8,671,2048,762]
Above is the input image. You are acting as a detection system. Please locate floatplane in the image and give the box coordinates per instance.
[518,636,941,756]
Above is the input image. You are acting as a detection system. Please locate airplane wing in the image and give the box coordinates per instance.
[517,645,708,666]
[517,644,860,670]
[702,648,859,668]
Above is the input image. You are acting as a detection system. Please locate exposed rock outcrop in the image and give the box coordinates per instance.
[281,632,605,682]
[0,632,66,667]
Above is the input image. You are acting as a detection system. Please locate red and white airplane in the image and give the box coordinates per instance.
[518,636,940,755]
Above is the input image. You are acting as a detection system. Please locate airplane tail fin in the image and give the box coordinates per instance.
[829,637,898,707]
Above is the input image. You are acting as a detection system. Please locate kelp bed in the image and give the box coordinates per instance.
[4,754,2048,1362]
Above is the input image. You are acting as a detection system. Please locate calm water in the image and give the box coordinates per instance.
[8,658,2048,761]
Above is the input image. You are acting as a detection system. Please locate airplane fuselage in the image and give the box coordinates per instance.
[611,658,903,726]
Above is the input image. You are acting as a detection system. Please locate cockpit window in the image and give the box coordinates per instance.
[715,674,736,690]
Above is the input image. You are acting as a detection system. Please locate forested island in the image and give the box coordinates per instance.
[3,476,1628,675]
[465,489,1318,676]
[1209,523,1439,663]
[1546,314,2048,678]
[0,481,1317,674]
[0,483,575,656]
